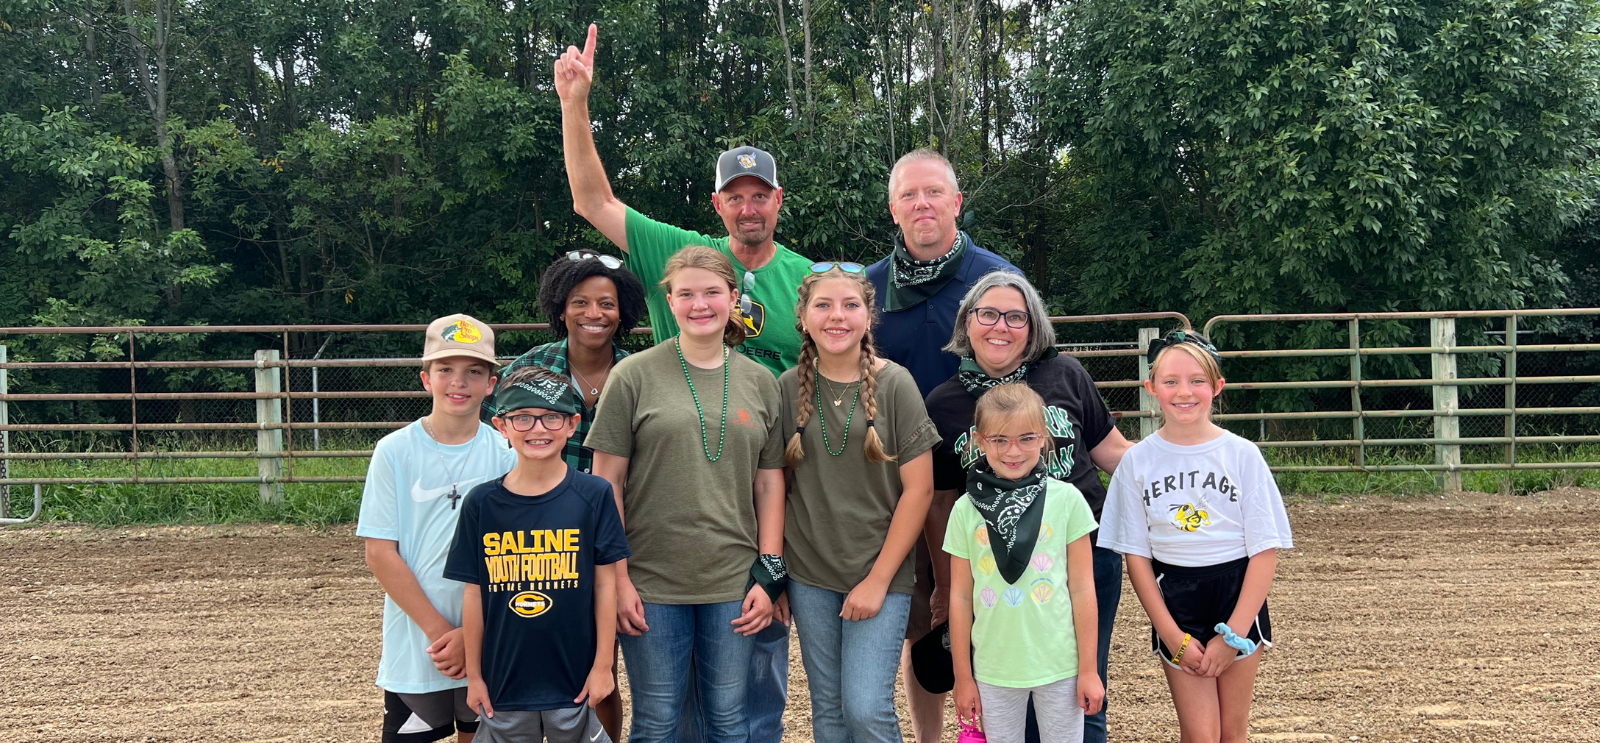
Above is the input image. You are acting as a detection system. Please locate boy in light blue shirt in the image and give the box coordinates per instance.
[358,314,518,743]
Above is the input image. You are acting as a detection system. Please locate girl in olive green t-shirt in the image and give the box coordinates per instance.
[779,265,940,743]
[586,246,788,743]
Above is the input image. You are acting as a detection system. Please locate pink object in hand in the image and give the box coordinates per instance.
[958,715,987,743]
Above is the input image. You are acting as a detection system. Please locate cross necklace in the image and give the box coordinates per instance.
[420,416,472,509]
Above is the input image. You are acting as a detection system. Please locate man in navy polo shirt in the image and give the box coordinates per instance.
[865,147,1019,743]
[867,149,1019,397]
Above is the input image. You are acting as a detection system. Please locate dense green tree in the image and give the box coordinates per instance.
[1044,0,1600,319]
[1,0,1597,352]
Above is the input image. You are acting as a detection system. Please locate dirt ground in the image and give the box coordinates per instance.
[2,490,1597,743]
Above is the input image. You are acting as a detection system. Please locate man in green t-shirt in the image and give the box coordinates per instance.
[556,23,807,743]
[556,24,811,377]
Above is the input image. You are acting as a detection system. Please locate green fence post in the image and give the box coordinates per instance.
[1138,327,1159,440]
[1431,318,1461,490]
[255,349,285,503]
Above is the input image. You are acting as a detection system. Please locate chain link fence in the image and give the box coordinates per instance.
[3,310,1599,519]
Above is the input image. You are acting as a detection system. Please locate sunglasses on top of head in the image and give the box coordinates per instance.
[565,250,623,270]
[809,262,866,274]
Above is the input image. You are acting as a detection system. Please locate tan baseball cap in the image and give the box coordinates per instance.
[422,314,497,365]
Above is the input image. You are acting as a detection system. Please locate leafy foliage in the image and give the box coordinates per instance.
[1045,0,1600,318]
[0,0,1597,351]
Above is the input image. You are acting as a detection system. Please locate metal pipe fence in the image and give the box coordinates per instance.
[0,308,1596,504]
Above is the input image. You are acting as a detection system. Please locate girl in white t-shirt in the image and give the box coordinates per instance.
[1099,331,1293,743]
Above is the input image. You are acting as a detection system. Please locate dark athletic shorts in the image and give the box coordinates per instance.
[1150,556,1272,666]
[383,688,480,743]
[905,536,935,642]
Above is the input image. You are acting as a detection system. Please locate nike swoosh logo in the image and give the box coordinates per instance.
[591,728,603,742]
[410,474,496,503]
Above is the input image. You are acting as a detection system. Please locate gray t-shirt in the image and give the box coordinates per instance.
[780,361,942,595]
[585,340,787,604]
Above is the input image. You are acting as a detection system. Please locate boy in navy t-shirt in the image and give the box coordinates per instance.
[446,366,630,743]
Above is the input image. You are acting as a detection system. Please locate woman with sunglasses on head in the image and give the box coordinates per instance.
[585,246,788,743]
[779,263,940,743]
[485,250,647,474]
[481,249,648,740]
[923,271,1134,743]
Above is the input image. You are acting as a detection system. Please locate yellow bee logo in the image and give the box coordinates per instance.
[1169,503,1211,532]
[509,590,552,617]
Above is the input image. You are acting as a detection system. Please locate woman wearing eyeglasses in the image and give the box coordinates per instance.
[923,271,1134,743]
[585,246,788,743]
[778,263,940,743]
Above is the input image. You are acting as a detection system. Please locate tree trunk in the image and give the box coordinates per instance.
[801,0,814,133]
[123,0,184,232]
[85,21,100,110]
[774,0,800,121]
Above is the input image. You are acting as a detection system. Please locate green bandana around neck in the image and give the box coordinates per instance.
[956,347,1057,399]
[965,457,1049,585]
[495,377,581,416]
[884,231,969,312]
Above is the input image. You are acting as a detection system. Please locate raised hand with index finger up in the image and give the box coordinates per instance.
[554,23,598,103]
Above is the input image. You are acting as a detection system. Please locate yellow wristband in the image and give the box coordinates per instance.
[1171,633,1192,664]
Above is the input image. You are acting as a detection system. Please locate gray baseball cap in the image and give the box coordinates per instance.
[714,146,780,192]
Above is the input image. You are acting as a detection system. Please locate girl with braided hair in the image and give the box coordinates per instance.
[778,263,941,743]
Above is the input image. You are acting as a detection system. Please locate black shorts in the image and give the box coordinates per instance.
[905,536,935,642]
[1150,556,1271,666]
[383,689,481,743]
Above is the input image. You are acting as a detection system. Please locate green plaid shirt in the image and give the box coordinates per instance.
[481,339,630,474]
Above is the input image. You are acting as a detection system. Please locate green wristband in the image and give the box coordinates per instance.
[747,554,789,601]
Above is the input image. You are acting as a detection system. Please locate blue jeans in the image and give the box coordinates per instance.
[619,601,754,743]
[1024,546,1122,743]
[677,619,791,743]
[788,582,912,743]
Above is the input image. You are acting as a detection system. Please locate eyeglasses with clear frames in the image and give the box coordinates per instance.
[503,412,572,432]
[981,432,1047,452]
[971,306,1031,329]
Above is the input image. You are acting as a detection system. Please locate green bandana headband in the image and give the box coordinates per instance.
[494,377,581,416]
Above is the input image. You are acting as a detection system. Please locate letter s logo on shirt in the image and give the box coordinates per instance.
[509,590,553,617]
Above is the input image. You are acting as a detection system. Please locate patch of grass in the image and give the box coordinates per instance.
[7,439,1600,527]
[1266,443,1600,501]
[5,454,367,528]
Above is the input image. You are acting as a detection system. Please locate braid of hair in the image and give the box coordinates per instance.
[860,325,895,463]
[785,333,818,467]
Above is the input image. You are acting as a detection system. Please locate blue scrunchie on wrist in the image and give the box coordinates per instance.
[1214,623,1259,656]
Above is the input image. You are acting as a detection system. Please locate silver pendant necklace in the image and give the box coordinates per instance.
[569,359,612,399]
[420,416,472,509]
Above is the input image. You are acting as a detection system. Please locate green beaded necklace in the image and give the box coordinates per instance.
[676,338,729,462]
[815,374,861,457]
